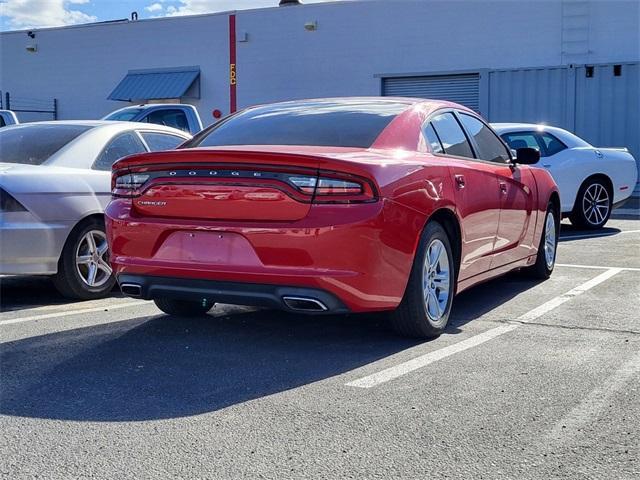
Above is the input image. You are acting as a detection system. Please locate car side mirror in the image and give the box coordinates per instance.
[514,147,540,165]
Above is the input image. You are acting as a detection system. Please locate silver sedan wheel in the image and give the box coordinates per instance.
[75,230,112,288]
[582,183,610,226]
[422,239,450,326]
[544,211,557,269]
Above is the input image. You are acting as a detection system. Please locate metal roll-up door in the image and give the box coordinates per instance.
[382,74,480,111]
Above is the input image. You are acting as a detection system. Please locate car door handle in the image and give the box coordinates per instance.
[454,175,465,189]
[499,182,508,194]
[542,164,551,168]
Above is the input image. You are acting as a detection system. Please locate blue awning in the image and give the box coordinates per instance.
[108,66,200,102]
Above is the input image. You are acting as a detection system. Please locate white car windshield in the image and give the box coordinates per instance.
[0,124,92,165]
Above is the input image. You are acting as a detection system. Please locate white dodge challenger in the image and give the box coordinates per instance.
[493,124,638,229]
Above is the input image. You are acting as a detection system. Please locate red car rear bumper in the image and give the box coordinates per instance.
[106,198,422,312]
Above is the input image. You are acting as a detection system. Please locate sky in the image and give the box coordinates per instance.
[0,0,343,31]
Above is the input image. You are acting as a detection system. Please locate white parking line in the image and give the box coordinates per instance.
[0,300,150,326]
[346,268,623,389]
[559,229,640,241]
[611,208,640,216]
[518,268,622,323]
[559,233,614,241]
[1,297,132,316]
[549,349,640,444]
[557,263,640,272]
[345,324,518,389]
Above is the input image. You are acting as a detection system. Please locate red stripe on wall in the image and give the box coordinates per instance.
[229,14,237,113]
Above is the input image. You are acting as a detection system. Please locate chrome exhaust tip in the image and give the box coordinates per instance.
[120,283,142,298]
[282,296,328,312]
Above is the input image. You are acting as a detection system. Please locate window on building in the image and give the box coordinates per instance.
[93,132,146,170]
[430,112,474,158]
[422,123,444,154]
[141,132,186,151]
[143,109,190,132]
[458,113,511,163]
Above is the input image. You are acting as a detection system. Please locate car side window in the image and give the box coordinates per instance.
[538,132,567,157]
[143,109,190,132]
[458,114,511,163]
[93,132,146,171]
[141,132,186,151]
[423,123,444,154]
[501,132,541,153]
[0,116,6,128]
[430,112,474,158]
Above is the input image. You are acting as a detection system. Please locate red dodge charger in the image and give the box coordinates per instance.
[106,97,560,338]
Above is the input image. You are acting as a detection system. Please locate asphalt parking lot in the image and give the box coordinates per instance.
[1,212,639,479]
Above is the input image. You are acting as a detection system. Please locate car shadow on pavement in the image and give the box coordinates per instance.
[0,273,542,423]
[447,272,540,331]
[0,275,120,312]
[0,308,419,422]
[558,223,621,242]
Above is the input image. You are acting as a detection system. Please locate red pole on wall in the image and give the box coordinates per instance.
[229,14,237,113]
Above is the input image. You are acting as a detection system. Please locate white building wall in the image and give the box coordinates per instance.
[0,0,638,123]
[0,14,229,122]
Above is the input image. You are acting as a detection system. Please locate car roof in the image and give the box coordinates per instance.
[0,120,191,169]
[244,96,468,114]
[5,120,190,134]
[110,104,191,111]
[195,97,476,152]
[491,123,568,134]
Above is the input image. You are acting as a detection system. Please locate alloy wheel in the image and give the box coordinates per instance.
[582,183,610,226]
[75,230,112,287]
[422,238,450,326]
[544,211,557,269]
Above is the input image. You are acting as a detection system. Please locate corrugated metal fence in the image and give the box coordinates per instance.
[488,62,639,194]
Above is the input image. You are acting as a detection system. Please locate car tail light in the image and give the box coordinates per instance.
[316,178,364,195]
[112,173,150,197]
[0,188,27,212]
[111,169,377,203]
[286,173,376,204]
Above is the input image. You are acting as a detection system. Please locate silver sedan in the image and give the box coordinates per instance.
[0,121,191,299]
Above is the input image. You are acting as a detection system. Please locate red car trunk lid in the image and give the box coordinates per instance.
[117,149,325,222]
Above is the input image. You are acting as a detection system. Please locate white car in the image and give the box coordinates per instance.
[0,121,191,298]
[493,124,638,229]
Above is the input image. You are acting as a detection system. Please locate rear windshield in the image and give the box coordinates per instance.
[191,100,409,148]
[104,108,143,121]
[0,125,92,165]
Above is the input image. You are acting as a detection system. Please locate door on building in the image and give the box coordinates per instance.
[382,73,480,112]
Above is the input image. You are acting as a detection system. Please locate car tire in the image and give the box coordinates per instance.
[154,298,214,317]
[52,217,116,300]
[389,221,455,339]
[525,202,559,280]
[569,178,612,229]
